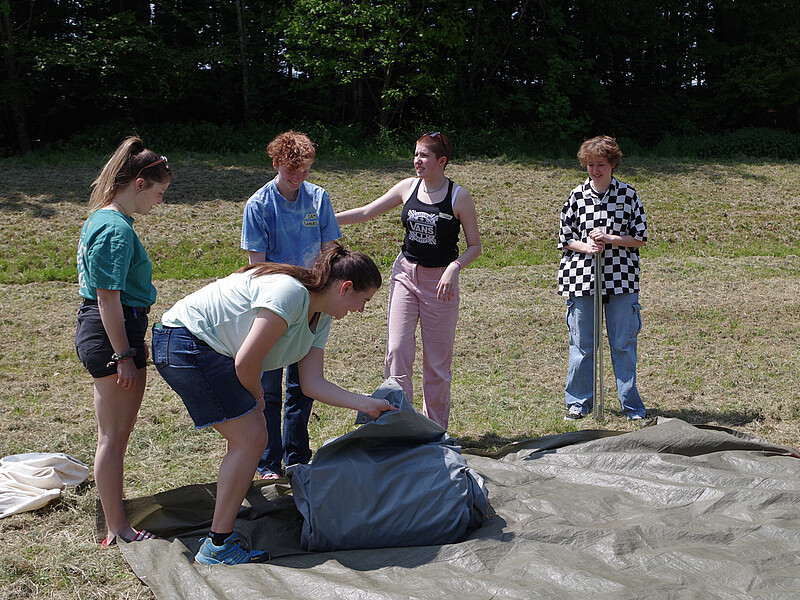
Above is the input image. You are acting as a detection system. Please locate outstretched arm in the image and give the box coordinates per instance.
[335,179,412,224]
[297,347,398,419]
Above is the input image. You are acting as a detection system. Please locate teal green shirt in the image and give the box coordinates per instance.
[77,208,156,307]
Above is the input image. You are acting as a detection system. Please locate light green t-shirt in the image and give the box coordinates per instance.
[77,208,156,307]
[161,272,331,371]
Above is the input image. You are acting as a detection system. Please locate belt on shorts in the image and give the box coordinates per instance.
[81,298,151,315]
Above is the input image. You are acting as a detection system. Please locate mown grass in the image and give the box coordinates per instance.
[1,155,799,599]
[2,157,799,284]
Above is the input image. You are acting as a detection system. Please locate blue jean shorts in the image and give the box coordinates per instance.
[152,324,259,429]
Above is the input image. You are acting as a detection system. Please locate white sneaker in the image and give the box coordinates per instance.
[564,406,586,421]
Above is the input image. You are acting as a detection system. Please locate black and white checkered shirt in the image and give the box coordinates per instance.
[557,177,647,297]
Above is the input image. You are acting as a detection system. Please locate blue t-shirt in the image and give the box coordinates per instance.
[241,178,341,268]
[161,272,331,372]
[77,208,156,307]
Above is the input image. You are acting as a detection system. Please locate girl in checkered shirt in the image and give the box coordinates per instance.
[557,136,648,421]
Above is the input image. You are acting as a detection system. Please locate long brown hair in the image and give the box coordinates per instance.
[89,136,172,211]
[238,241,381,293]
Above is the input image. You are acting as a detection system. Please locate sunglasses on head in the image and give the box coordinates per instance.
[424,131,441,138]
[135,155,169,180]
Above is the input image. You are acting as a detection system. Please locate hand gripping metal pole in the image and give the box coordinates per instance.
[593,251,604,420]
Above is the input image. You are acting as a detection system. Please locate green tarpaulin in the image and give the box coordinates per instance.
[115,418,800,599]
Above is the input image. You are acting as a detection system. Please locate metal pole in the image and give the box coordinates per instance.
[593,250,604,420]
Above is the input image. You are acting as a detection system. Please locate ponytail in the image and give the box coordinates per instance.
[238,241,381,293]
[89,136,172,211]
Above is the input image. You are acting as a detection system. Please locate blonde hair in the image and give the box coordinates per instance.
[89,137,172,211]
[267,130,316,169]
[577,135,622,170]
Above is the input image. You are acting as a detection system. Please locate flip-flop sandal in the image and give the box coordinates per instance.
[101,529,159,546]
[258,470,281,480]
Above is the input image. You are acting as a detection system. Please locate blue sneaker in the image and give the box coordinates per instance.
[194,532,267,565]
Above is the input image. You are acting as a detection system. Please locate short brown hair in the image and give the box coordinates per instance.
[267,130,316,169]
[577,136,622,170]
[416,131,452,166]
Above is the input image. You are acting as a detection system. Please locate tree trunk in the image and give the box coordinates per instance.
[0,10,31,153]
[234,0,250,122]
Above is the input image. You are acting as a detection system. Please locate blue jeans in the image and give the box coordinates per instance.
[152,326,259,428]
[258,363,313,474]
[565,293,646,418]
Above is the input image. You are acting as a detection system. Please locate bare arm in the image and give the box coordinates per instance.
[96,288,139,389]
[589,229,646,249]
[335,179,412,224]
[452,188,482,267]
[297,347,398,419]
[437,188,482,302]
[248,250,266,265]
[564,238,606,255]
[234,308,288,400]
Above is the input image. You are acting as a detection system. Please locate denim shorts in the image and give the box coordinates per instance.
[75,303,148,378]
[151,324,259,429]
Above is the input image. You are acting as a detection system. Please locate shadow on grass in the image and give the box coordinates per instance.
[455,406,765,454]
[646,407,763,428]
[455,431,538,453]
[0,192,59,216]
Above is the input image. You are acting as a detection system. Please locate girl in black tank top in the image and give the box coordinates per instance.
[334,132,482,430]
[401,178,461,268]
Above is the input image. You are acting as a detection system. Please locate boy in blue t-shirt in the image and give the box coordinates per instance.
[240,130,341,479]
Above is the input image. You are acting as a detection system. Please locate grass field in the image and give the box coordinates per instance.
[1,154,799,599]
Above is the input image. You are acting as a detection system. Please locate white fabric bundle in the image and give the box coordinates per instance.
[0,453,89,518]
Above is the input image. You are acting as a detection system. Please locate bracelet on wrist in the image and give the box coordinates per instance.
[107,348,137,368]
[452,260,462,270]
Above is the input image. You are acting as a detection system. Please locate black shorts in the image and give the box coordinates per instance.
[75,302,149,378]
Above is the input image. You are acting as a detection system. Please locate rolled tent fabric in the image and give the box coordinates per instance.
[288,379,493,551]
[0,452,90,518]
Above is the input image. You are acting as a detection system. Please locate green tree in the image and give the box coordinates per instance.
[703,0,800,131]
[283,0,467,129]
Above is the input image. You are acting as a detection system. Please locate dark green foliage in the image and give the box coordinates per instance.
[654,128,800,160]
[1,0,799,155]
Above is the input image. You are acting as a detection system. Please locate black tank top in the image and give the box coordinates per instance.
[401,179,461,267]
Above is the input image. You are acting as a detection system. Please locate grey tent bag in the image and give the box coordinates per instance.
[287,379,492,551]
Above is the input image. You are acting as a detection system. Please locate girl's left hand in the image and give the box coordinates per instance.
[436,264,460,302]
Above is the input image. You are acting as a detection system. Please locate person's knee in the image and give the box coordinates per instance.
[96,429,133,454]
[234,425,267,453]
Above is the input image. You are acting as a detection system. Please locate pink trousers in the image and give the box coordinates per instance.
[385,254,460,429]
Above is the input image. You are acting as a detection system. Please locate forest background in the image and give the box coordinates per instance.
[1,0,799,158]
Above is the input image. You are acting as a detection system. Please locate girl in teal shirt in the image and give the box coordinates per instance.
[75,137,171,546]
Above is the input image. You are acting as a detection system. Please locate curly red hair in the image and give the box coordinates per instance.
[267,131,316,169]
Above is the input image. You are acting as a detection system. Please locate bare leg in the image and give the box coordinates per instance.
[209,406,268,534]
[93,369,146,541]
